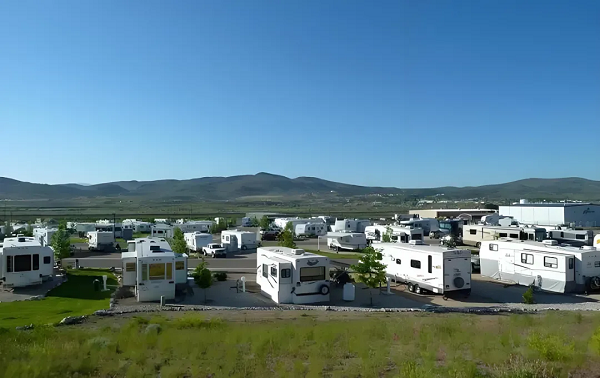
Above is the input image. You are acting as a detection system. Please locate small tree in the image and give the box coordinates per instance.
[171,227,188,255]
[51,223,71,262]
[193,259,213,303]
[2,222,11,238]
[351,246,387,307]
[259,215,271,230]
[22,224,34,237]
[278,221,296,249]
[211,218,228,234]
[250,217,260,227]
[382,226,393,243]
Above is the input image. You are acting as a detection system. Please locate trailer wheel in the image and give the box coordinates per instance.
[407,283,414,292]
[475,242,481,249]
[414,285,422,295]
[319,285,330,295]
[241,245,247,251]
[443,295,448,301]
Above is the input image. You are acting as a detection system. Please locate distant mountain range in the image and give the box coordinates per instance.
[1,174,599,202]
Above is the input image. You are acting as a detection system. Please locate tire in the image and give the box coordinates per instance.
[414,285,422,295]
[319,284,330,295]
[241,245,247,251]
[407,283,414,292]
[476,242,481,249]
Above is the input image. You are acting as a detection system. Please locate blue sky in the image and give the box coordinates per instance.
[1,1,598,188]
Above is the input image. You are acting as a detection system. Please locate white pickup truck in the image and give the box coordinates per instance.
[202,243,227,258]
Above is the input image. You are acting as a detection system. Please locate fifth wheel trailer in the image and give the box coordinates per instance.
[547,229,594,247]
[0,236,54,288]
[184,232,213,252]
[480,239,600,293]
[378,241,472,297]
[256,247,330,304]
[462,225,546,247]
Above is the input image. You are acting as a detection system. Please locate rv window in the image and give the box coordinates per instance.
[544,256,558,269]
[509,233,519,239]
[142,264,148,280]
[428,255,432,274]
[410,260,421,269]
[281,269,291,278]
[126,262,136,272]
[262,264,268,278]
[175,261,185,270]
[149,263,166,280]
[226,236,230,242]
[521,253,534,265]
[576,234,585,240]
[14,254,32,272]
[413,234,422,240]
[300,266,325,282]
[595,261,600,268]
[43,256,51,264]
[33,254,39,271]
[499,233,508,238]
[569,259,574,269]
[270,266,277,277]
[396,259,401,264]
[166,263,173,280]
[489,244,498,251]
[561,232,564,238]
[6,256,13,272]
[469,229,477,235]
[528,234,534,240]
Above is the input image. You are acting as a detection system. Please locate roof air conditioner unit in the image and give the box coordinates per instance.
[292,249,305,255]
[542,240,558,246]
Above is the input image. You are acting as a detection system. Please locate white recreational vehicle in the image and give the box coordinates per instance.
[400,218,439,235]
[184,232,213,252]
[274,218,325,234]
[295,222,327,237]
[121,237,188,302]
[221,230,258,252]
[326,232,367,251]
[332,219,371,233]
[365,225,423,244]
[151,224,174,239]
[365,225,389,243]
[0,236,54,288]
[379,241,472,297]
[87,231,116,251]
[548,229,594,247]
[462,225,547,247]
[257,247,330,304]
[33,227,57,247]
[175,221,214,234]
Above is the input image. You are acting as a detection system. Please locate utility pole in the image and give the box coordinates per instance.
[113,212,116,240]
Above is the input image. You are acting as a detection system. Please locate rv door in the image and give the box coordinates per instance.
[499,248,515,275]
[277,262,293,303]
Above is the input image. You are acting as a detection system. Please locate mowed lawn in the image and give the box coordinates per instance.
[3,311,600,377]
[0,269,116,328]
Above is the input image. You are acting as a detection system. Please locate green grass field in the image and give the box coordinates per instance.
[0,269,116,328]
[2,311,600,377]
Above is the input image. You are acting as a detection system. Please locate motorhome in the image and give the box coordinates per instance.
[87,231,116,251]
[326,232,367,251]
[151,224,174,239]
[462,225,546,247]
[33,227,57,247]
[184,232,213,252]
[121,237,188,302]
[0,236,54,288]
[295,222,327,237]
[378,241,472,297]
[400,218,439,235]
[332,219,371,233]
[548,229,594,247]
[480,240,594,293]
[221,230,258,252]
[256,247,330,304]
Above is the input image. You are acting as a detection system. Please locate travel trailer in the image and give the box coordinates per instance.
[256,247,330,304]
[221,230,258,252]
[123,220,152,233]
[326,232,367,251]
[365,225,389,243]
[462,225,546,247]
[151,224,174,239]
[365,225,423,244]
[175,221,214,234]
[378,241,472,297]
[184,232,213,252]
[400,218,439,235]
[480,239,600,293]
[274,218,325,233]
[548,229,594,247]
[332,219,371,233]
[33,227,57,247]
[316,216,335,230]
[433,219,464,239]
[121,237,188,302]
[295,222,327,237]
[87,231,116,251]
[0,236,54,288]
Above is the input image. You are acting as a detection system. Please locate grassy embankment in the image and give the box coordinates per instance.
[2,311,600,377]
[0,269,116,328]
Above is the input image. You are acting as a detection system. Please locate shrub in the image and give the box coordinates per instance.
[522,286,535,304]
[213,271,227,281]
[528,332,575,361]
[590,326,600,355]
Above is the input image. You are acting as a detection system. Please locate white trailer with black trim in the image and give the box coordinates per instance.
[121,237,188,302]
[462,225,546,247]
[326,232,367,251]
[548,229,594,247]
[0,236,54,288]
[256,247,330,304]
[379,241,472,298]
[480,239,600,293]
[221,230,258,252]
[295,222,327,237]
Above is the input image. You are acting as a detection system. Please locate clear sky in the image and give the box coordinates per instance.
[1,1,599,188]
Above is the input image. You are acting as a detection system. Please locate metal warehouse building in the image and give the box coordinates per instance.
[409,209,496,223]
[499,202,600,227]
